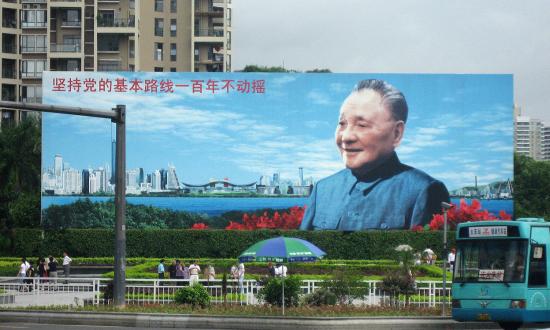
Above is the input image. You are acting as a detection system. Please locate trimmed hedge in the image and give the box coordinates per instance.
[7,229,455,260]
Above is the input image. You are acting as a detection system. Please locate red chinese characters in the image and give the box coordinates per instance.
[51,78,266,95]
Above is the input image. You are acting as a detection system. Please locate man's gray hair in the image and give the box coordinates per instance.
[353,79,408,123]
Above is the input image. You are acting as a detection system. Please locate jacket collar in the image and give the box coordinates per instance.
[347,152,405,193]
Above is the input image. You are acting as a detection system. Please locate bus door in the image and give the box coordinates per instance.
[527,227,549,311]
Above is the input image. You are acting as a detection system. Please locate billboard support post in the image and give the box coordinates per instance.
[0,101,126,307]
[113,105,126,307]
[441,202,453,316]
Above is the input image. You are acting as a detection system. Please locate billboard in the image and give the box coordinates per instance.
[41,72,513,231]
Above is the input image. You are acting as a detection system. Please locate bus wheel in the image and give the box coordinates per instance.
[498,322,522,330]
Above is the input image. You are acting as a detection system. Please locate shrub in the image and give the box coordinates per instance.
[174,284,210,308]
[303,287,337,306]
[258,276,301,307]
[379,271,416,306]
[321,269,368,305]
[6,229,453,259]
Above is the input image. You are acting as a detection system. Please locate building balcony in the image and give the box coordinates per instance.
[1,69,17,80]
[194,8,224,17]
[97,17,136,34]
[22,96,42,104]
[22,21,47,28]
[61,20,81,28]
[50,0,83,8]
[2,43,17,54]
[50,43,81,53]
[2,19,17,29]
[197,54,224,65]
[21,46,48,53]
[195,28,224,37]
[97,17,135,28]
[21,0,47,3]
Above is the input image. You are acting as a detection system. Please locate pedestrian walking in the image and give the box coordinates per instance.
[62,251,72,278]
[157,259,165,283]
[17,258,27,291]
[48,256,58,286]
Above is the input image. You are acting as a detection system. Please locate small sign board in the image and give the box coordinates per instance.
[469,226,508,238]
[479,269,504,281]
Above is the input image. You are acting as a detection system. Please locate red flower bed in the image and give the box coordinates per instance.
[191,222,209,230]
[426,199,512,231]
[225,206,305,230]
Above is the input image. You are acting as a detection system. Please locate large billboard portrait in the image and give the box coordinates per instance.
[41,72,513,231]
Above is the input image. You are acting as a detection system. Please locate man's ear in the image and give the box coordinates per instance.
[393,121,405,147]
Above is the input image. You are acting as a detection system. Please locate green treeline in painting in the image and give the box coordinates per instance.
[41,199,299,230]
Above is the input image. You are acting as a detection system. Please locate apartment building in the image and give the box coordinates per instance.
[0,0,232,127]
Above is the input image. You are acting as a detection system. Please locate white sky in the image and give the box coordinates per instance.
[232,0,550,122]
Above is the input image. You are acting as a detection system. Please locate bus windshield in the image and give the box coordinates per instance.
[454,239,528,283]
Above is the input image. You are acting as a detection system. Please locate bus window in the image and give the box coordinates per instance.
[528,245,547,287]
[455,240,527,283]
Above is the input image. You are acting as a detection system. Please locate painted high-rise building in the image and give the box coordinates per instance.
[54,154,63,190]
[82,169,89,194]
[0,0,232,126]
[166,164,179,190]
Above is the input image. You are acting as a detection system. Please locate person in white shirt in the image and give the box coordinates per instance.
[188,261,201,286]
[17,258,27,284]
[274,263,288,277]
[62,251,72,278]
[448,248,456,272]
[237,263,245,294]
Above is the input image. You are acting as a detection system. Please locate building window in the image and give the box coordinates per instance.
[170,67,176,72]
[155,0,163,12]
[129,0,135,9]
[227,31,231,50]
[194,48,199,61]
[129,40,135,58]
[170,43,176,61]
[98,60,121,72]
[21,10,47,28]
[155,18,164,37]
[63,9,80,27]
[154,67,163,72]
[21,60,46,78]
[98,10,114,27]
[63,35,81,52]
[21,85,42,103]
[170,19,176,37]
[154,43,163,61]
[21,35,47,53]
[98,35,119,52]
[170,0,177,13]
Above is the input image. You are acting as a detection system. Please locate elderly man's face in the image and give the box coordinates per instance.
[335,90,404,174]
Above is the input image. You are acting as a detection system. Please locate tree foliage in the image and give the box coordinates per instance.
[0,118,41,250]
[514,154,550,219]
[238,65,331,73]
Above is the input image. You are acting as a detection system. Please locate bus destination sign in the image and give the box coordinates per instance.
[469,226,508,238]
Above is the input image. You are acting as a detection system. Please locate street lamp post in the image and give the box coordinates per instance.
[441,201,453,316]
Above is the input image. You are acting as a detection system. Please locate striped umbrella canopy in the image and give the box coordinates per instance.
[238,236,326,263]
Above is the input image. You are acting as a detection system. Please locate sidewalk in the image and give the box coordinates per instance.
[0,310,501,329]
